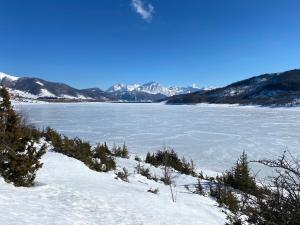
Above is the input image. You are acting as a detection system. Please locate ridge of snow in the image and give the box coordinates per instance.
[35,81,44,86]
[203,86,217,91]
[107,82,203,97]
[0,72,19,81]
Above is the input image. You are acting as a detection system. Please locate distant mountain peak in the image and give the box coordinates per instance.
[107,81,203,97]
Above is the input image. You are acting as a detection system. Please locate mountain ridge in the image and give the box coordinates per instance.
[4,69,299,106]
[166,69,300,106]
[0,72,202,102]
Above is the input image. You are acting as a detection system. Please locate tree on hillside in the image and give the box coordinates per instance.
[0,87,46,187]
[223,151,256,194]
[233,151,256,193]
[0,87,20,144]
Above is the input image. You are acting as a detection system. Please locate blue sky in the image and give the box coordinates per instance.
[0,0,300,89]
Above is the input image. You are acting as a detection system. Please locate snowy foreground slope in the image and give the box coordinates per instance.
[0,152,226,225]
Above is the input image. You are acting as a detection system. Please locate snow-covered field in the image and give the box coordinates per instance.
[0,151,226,225]
[15,103,300,173]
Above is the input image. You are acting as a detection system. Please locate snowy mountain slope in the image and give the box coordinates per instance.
[0,151,226,225]
[167,69,300,106]
[0,72,114,102]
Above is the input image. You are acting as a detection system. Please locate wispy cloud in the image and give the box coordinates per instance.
[131,0,154,22]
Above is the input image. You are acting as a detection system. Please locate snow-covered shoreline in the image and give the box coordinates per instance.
[12,100,300,110]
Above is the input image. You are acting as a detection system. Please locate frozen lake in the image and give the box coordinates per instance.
[15,103,300,173]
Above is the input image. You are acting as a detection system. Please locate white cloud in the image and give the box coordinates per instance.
[131,0,154,22]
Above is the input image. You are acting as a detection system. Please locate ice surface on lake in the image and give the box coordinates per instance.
[16,103,300,173]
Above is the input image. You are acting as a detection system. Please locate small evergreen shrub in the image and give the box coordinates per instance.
[112,143,129,158]
[218,189,239,213]
[60,136,92,162]
[147,188,159,194]
[160,176,172,185]
[198,170,204,179]
[92,143,116,172]
[0,139,46,187]
[221,151,256,194]
[209,176,239,213]
[134,155,142,162]
[195,179,205,196]
[139,166,150,178]
[43,127,63,149]
[116,168,129,182]
[20,123,41,141]
[145,148,196,176]
[135,162,158,181]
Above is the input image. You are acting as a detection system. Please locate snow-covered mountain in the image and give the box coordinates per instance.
[167,69,300,106]
[0,71,203,102]
[0,72,113,102]
[107,81,203,97]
